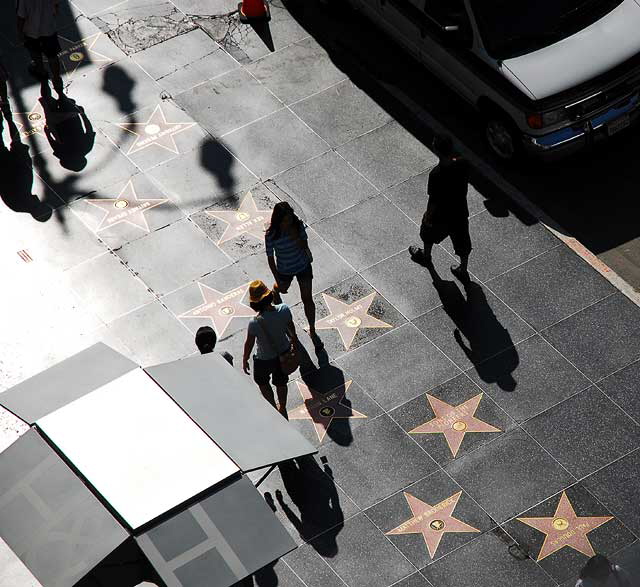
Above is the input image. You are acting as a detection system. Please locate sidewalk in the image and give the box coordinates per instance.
[1,1,640,586]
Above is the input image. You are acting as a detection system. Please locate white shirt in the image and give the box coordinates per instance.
[17,0,59,38]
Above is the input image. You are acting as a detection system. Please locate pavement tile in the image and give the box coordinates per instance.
[336,323,458,412]
[486,245,615,331]
[308,512,416,587]
[390,374,514,466]
[70,172,184,249]
[283,543,346,587]
[313,194,416,271]
[421,530,556,587]
[161,261,253,340]
[174,68,282,137]
[395,573,433,587]
[72,0,130,17]
[445,210,559,283]
[189,181,278,261]
[598,359,640,422]
[247,37,347,105]
[582,449,640,536]
[291,79,392,147]
[610,540,640,580]
[168,0,237,15]
[298,274,405,361]
[223,108,329,178]
[285,364,383,448]
[360,248,459,321]
[114,218,231,295]
[268,151,378,225]
[146,138,257,215]
[256,455,360,546]
[385,169,486,226]
[105,300,195,365]
[542,293,640,382]
[318,414,438,510]
[102,100,207,171]
[252,559,306,587]
[523,387,640,479]
[502,485,635,584]
[62,250,156,323]
[465,335,591,423]
[336,120,436,190]
[445,428,573,523]
[365,470,496,568]
[412,281,535,372]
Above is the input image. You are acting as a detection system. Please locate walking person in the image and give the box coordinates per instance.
[575,554,632,587]
[16,0,66,100]
[265,202,320,346]
[243,280,299,419]
[409,134,472,283]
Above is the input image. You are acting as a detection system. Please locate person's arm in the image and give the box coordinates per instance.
[242,331,256,374]
[287,320,298,343]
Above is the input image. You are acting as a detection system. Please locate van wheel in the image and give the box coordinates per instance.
[485,116,520,161]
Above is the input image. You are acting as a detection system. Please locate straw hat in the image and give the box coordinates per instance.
[248,279,272,303]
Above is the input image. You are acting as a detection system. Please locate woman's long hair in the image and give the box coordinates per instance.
[266,201,303,240]
[580,555,612,581]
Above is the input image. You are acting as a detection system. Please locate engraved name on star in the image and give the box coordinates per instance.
[517,491,613,561]
[206,191,270,245]
[15,100,46,139]
[409,393,501,457]
[116,104,196,155]
[314,292,392,350]
[289,380,367,442]
[179,282,254,337]
[387,491,480,558]
[85,180,168,233]
[58,32,112,78]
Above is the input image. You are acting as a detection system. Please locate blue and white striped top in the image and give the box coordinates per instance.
[265,225,310,276]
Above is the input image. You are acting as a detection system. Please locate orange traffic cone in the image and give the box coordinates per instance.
[238,0,271,22]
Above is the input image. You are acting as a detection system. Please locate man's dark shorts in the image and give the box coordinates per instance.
[276,263,313,291]
[253,356,288,387]
[24,34,61,58]
[420,219,472,257]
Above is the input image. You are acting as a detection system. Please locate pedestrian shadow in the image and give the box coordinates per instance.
[102,63,137,116]
[264,455,344,557]
[200,137,239,202]
[426,264,519,391]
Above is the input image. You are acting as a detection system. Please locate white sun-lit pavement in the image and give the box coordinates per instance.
[1,0,640,586]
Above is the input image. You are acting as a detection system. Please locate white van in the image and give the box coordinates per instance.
[345,0,640,160]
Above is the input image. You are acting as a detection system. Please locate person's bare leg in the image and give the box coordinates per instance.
[299,277,316,336]
[48,56,64,98]
[276,385,288,419]
[259,383,277,409]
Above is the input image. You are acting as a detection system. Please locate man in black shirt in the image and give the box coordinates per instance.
[409,135,472,282]
[195,326,234,365]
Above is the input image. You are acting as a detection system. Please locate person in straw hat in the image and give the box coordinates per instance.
[243,279,298,418]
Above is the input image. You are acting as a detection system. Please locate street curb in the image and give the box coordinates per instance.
[378,80,640,308]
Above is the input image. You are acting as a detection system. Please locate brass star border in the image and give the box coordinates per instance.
[206,191,271,245]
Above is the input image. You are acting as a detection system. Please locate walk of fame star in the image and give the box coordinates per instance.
[517,491,613,561]
[387,491,480,558]
[85,180,168,233]
[15,101,46,139]
[206,191,271,245]
[58,33,112,78]
[313,292,392,350]
[289,380,367,442]
[116,104,196,156]
[409,393,501,457]
[179,282,254,337]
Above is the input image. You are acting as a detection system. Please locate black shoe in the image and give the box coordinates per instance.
[409,246,432,266]
[450,264,470,283]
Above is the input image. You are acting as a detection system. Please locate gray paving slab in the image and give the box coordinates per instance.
[445,428,573,523]
[598,359,640,422]
[336,120,436,190]
[365,470,496,568]
[307,512,416,587]
[465,335,591,423]
[313,194,416,271]
[174,68,283,137]
[523,386,640,479]
[246,37,347,105]
[223,108,329,178]
[487,245,616,331]
[284,543,346,587]
[542,293,640,382]
[269,151,378,225]
[291,79,392,147]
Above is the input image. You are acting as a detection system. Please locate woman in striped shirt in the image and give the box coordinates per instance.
[265,202,319,343]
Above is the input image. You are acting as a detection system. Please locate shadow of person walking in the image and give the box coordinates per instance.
[427,263,518,391]
[200,137,238,202]
[101,63,137,116]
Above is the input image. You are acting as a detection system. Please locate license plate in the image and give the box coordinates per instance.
[607,113,630,136]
